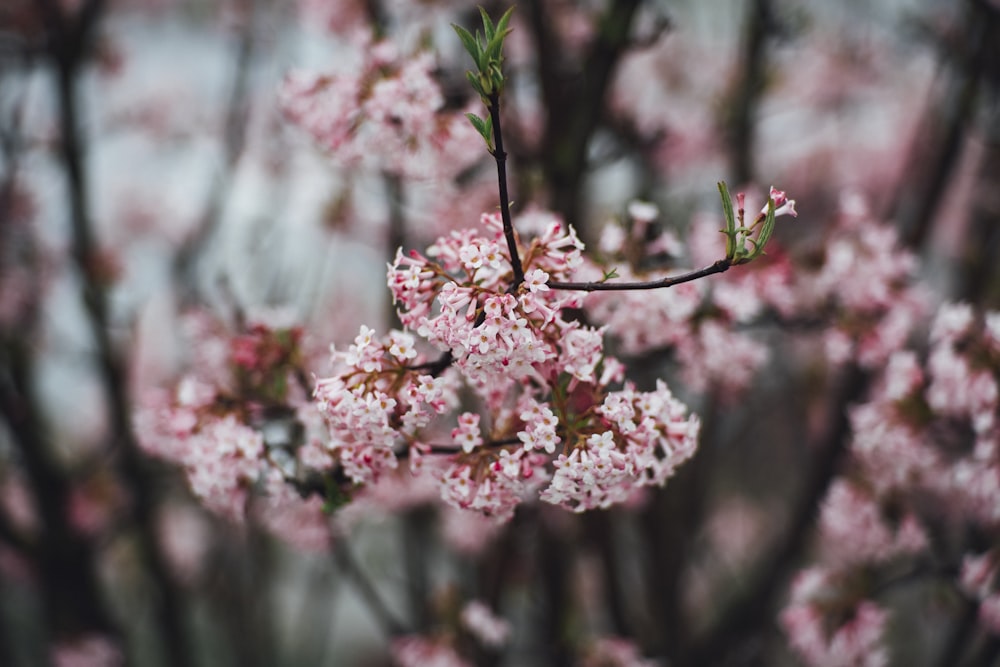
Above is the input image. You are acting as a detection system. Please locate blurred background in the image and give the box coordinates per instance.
[1,0,998,665]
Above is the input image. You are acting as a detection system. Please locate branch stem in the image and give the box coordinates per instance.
[487,93,525,289]
[547,259,732,292]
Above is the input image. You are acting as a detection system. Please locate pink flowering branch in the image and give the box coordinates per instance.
[459,6,794,296]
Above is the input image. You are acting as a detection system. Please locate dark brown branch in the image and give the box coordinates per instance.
[528,0,642,236]
[488,92,525,289]
[547,259,732,292]
[35,0,193,662]
[584,510,630,637]
[890,0,998,249]
[0,338,120,641]
[690,364,868,665]
[725,0,773,186]
[408,350,454,377]
[401,508,433,632]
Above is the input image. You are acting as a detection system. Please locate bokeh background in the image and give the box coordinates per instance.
[1,0,998,665]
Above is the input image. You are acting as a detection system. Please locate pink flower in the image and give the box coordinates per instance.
[766,186,797,218]
[460,600,511,647]
[452,412,483,453]
[580,636,658,667]
[391,636,471,667]
[818,480,926,567]
[781,570,890,667]
[51,635,123,667]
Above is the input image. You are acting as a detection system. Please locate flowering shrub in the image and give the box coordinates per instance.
[139,10,797,533]
[3,1,1000,666]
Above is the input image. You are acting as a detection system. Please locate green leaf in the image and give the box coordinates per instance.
[485,34,504,63]
[452,23,483,69]
[465,70,486,97]
[717,181,737,260]
[465,112,494,150]
[488,62,504,89]
[322,476,351,514]
[751,197,777,260]
[465,112,488,137]
[473,72,490,96]
[495,6,516,41]
[479,6,496,40]
[486,19,513,63]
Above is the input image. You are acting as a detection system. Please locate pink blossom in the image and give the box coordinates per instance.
[930,302,975,343]
[460,600,511,647]
[627,200,659,224]
[281,43,480,178]
[818,480,926,567]
[452,412,483,453]
[781,570,889,667]
[848,402,939,496]
[541,381,699,512]
[391,636,471,667]
[674,320,769,395]
[926,328,998,433]
[253,478,332,552]
[182,415,265,521]
[765,186,797,218]
[51,635,123,667]
[881,351,924,401]
[960,551,998,599]
[580,636,658,667]
[980,595,1000,635]
[441,452,549,523]
[439,507,503,555]
[156,503,211,585]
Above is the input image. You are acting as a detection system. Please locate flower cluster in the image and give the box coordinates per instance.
[781,300,1000,665]
[135,318,332,548]
[280,37,480,179]
[313,326,461,485]
[781,567,890,667]
[138,379,266,521]
[310,209,701,523]
[803,193,929,368]
[540,380,699,512]
[961,551,1000,635]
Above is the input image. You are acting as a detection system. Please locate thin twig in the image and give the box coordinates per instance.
[547,259,732,292]
[487,92,524,289]
[407,350,454,377]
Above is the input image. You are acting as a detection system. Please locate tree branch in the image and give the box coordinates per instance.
[35,0,193,661]
[487,92,525,289]
[547,259,732,292]
[690,364,868,665]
